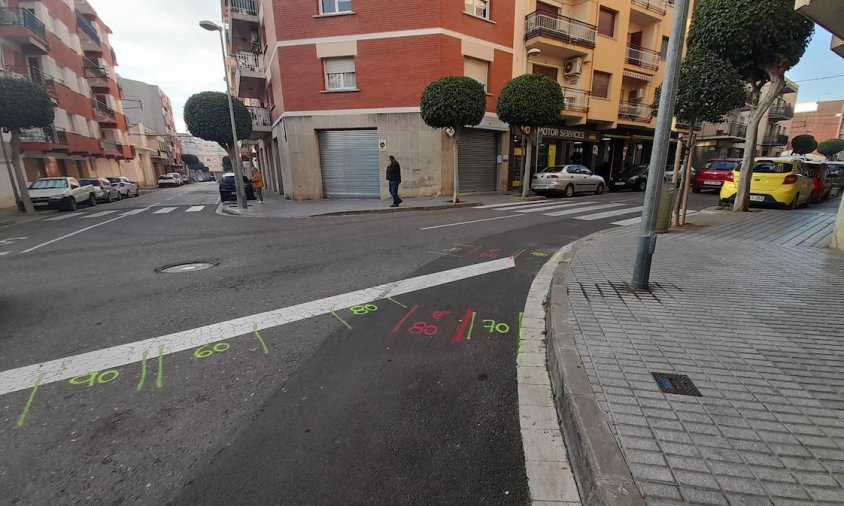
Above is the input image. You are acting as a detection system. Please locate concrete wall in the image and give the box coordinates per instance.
[832,196,844,252]
[119,76,166,135]
[0,139,16,209]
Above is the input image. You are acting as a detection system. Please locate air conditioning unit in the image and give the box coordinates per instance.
[629,89,645,102]
[563,57,583,77]
[563,95,577,108]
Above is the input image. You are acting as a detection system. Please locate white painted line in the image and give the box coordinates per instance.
[543,203,625,217]
[575,206,644,221]
[0,251,10,256]
[420,214,525,230]
[44,213,83,221]
[513,201,596,213]
[185,206,205,213]
[610,216,642,226]
[474,201,550,210]
[83,210,118,219]
[120,208,148,216]
[153,207,177,214]
[0,257,516,397]
[492,201,580,212]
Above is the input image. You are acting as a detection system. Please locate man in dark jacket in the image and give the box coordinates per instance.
[386,155,402,207]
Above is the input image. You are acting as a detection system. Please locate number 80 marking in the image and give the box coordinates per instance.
[350,304,378,315]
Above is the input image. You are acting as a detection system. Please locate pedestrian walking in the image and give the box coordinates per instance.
[251,167,265,203]
[386,155,402,207]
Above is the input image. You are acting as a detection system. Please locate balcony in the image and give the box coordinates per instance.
[247,106,272,139]
[561,88,590,113]
[0,8,48,54]
[75,10,101,51]
[699,121,748,141]
[524,11,597,50]
[768,102,794,122]
[626,45,660,71]
[102,139,120,158]
[92,98,117,128]
[631,0,666,16]
[761,134,788,146]
[618,102,653,123]
[234,52,265,99]
[19,126,68,151]
[83,57,110,90]
[1,67,59,102]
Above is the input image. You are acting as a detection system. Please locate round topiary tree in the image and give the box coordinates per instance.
[817,139,844,160]
[420,76,486,203]
[496,74,564,197]
[791,134,818,155]
[0,77,55,213]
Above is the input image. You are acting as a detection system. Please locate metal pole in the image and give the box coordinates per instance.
[631,0,691,290]
[216,29,247,209]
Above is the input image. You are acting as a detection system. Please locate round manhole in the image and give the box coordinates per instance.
[157,261,217,273]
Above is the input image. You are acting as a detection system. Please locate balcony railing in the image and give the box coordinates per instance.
[247,106,271,127]
[699,121,747,139]
[229,0,258,16]
[20,125,67,145]
[631,0,667,15]
[83,57,108,79]
[91,98,115,117]
[234,51,264,72]
[524,11,597,49]
[768,102,794,121]
[626,45,660,71]
[762,134,788,146]
[0,7,47,39]
[102,140,119,155]
[618,101,653,122]
[561,88,590,112]
[75,10,100,45]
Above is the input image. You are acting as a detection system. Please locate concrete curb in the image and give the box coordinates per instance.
[318,202,479,216]
[546,235,645,506]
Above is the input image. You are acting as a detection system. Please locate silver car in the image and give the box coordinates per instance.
[531,165,606,197]
[106,176,139,197]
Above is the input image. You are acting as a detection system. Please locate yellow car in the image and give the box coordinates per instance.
[719,157,814,209]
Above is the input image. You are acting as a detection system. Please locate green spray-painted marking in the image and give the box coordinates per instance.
[137,350,148,391]
[330,310,352,330]
[466,312,477,341]
[551,252,562,263]
[387,297,407,309]
[16,373,45,428]
[253,325,269,355]
[156,345,164,389]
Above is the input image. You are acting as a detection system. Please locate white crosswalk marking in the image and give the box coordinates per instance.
[153,207,177,214]
[44,213,82,221]
[610,210,699,227]
[120,208,147,216]
[575,206,644,221]
[185,206,204,212]
[543,203,625,217]
[83,210,118,219]
[474,201,549,210]
[513,201,596,213]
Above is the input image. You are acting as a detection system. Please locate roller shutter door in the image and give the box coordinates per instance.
[318,130,380,199]
[458,129,498,192]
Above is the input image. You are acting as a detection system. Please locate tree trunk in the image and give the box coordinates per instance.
[679,131,697,225]
[452,128,460,204]
[521,133,533,198]
[733,76,784,212]
[10,130,34,214]
[671,133,687,227]
[0,134,22,208]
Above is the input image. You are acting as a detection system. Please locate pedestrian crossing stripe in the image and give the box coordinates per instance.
[43,205,209,221]
[472,200,703,227]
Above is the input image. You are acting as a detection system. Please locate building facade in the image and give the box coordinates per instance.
[789,99,844,159]
[0,0,133,207]
[177,133,229,174]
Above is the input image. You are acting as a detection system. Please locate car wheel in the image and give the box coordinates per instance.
[563,184,575,198]
[116,191,122,201]
[595,183,604,195]
[65,197,77,212]
[134,188,139,197]
[636,179,648,192]
[88,193,97,207]
[106,192,113,203]
[692,185,701,193]
[788,194,798,210]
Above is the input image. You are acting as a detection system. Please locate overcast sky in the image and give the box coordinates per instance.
[91,2,843,133]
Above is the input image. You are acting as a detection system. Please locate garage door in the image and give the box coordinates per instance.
[318,130,380,199]
[458,129,498,192]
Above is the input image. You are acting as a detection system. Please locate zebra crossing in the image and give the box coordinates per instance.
[42,205,211,222]
[477,200,697,226]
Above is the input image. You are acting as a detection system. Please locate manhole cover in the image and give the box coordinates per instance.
[652,372,702,396]
[157,261,217,273]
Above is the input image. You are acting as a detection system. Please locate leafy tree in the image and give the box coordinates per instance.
[222,155,232,172]
[0,77,55,213]
[183,91,251,177]
[817,139,844,160]
[791,134,818,155]
[688,0,813,211]
[496,74,564,197]
[180,153,200,166]
[420,76,486,203]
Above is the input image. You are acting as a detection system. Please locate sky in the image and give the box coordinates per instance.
[91,2,844,132]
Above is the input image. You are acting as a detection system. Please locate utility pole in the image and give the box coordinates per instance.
[631,0,691,290]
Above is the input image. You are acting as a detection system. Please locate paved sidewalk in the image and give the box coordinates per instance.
[548,201,844,505]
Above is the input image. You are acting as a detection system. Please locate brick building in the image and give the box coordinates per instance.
[789,100,844,159]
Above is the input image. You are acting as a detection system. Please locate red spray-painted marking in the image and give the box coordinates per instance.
[451,308,475,343]
[390,304,419,336]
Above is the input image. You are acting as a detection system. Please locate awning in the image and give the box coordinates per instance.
[623,70,652,82]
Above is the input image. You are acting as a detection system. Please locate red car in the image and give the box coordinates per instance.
[804,161,832,203]
[693,158,741,193]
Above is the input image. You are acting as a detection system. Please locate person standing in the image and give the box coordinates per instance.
[386,155,402,207]
[251,167,265,203]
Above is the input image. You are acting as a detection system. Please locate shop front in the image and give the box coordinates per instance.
[508,126,601,190]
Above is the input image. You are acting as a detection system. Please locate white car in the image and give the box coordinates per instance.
[158,174,179,187]
[106,176,139,197]
[531,165,606,197]
[167,173,183,186]
[28,177,97,212]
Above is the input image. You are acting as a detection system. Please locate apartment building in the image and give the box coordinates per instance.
[177,133,229,174]
[0,0,132,199]
[789,100,844,158]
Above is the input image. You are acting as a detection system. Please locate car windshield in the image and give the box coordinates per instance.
[106,177,120,183]
[538,166,567,173]
[30,179,68,189]
[79,179,99,186]
[159,175,172,179]
[704,161,738,170]
[751,162,791,174]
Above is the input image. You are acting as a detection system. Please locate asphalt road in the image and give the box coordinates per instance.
[0,183,719,504]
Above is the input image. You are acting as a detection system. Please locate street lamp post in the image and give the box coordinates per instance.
[200,20,247,209]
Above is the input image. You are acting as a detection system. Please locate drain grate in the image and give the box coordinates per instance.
[651,372,702,396]
[156,261,217,274]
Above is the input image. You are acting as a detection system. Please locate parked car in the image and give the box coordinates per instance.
[106,176,139,197]
[719,157,814,209]
[610,164,649,191]
[219,173,255,201]
[692,158,741,193]
[167,172,183,186]
[79,177,120,203]
[531,165,605,197]
[158,174,179,188]
[804,161,832,203]
[825,162,844,197]
[28,177,97,212]
[663,164,697,186]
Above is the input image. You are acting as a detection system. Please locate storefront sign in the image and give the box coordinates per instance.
[538,127,600,142]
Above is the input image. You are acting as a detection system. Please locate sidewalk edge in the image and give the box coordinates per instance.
[546,235,645,506]
[316,201,479,216]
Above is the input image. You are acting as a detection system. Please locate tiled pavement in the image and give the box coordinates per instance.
[555,203,844,504]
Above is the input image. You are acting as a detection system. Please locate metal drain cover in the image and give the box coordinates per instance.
[652,372,702,396]
[157,261,217,273]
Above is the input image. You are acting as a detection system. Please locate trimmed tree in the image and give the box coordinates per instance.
[0,77,55,213]
[180,153,200,166]
[817,139,844,160]
[420,76,486,203]
[688,0,813,211]
[791,134,818,155]
[496,74,565,197]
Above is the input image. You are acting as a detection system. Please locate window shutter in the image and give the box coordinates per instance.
[464,58,488,89]
[325,58,355,74]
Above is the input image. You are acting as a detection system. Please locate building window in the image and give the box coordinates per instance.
[592,71,611,99]
[464,57,489,91]
[597,7,616,38]
[464,0,489,19]
[532,64,558,82]
[321,0,351,14]
[324,57,356,90]
[659,37,669,60]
